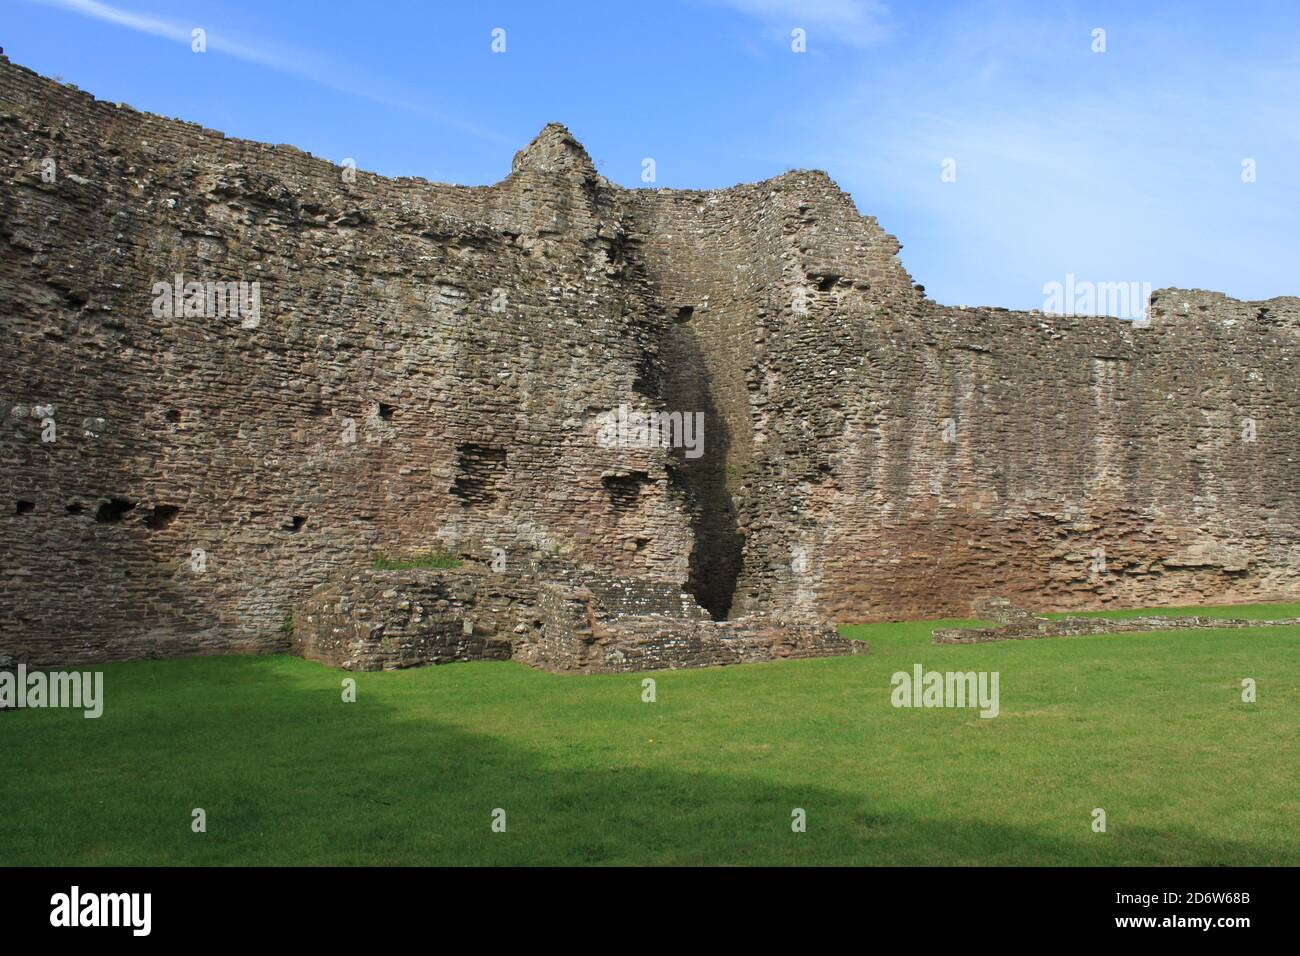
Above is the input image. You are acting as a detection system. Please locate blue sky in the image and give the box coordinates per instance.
[7,0,1299,310]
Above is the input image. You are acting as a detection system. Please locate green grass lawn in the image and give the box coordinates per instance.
[2,602,1297,866]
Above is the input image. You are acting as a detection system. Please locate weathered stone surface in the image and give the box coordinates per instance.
[516,571,863,673]
[294,568,528,670]
[0,56,1296,670]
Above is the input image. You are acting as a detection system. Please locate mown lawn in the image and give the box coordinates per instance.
[1,602,1296,866]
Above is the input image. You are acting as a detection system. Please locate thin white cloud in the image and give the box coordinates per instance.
[717,0,892,47]
[36,0,186,41]
[28,0,508,144]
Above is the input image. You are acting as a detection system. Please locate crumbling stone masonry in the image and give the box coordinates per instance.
[1,57,1297,670]
[294,565,862,673]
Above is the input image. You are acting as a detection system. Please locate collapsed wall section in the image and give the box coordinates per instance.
[294,566,861,673]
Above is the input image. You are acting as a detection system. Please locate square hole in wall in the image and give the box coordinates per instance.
[602,471,650,509]
[95,498,136,523]
[146,504,180,530]
[449,444,507,505]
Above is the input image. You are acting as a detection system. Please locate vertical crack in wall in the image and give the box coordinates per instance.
[660,314,745,620]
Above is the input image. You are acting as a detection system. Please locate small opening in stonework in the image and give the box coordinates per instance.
[16,500,34,515]
[378,402,396,421]
[603,471,650,510]
[66,502,84,515]
[95,498,136,523]
[675,306,694,323]
[164,409,181,423]
[285,515,307,532]
[815,274,839,292]
[146,504,180,530]
[450,443,508,505]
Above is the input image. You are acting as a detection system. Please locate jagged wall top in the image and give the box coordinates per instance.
[510,122,599,181]
[1,55,1296,668]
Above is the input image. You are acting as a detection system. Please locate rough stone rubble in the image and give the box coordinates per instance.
[933,597,1299,645]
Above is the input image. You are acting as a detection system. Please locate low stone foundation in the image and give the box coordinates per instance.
[293,566,865,673]
[515,582,862,672]
[933,607,1300,645]
[292,569,533,670]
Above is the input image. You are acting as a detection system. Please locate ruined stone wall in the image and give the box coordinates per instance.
[294,569,526,670]
[632,175,921,620]
[811,291,1300,622]
[631,169,1298,624]
[0,59,693,666]
[1,57,1296,668]
[294,566,859,674]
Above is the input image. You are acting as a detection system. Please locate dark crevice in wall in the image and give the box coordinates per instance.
[145,504,179,530]
[94,498,136,523]
[284,515,306,532]
[659,319,744,621]
[16,499,34,515]
[631,352,659,398]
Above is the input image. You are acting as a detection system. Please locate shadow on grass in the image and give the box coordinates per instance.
[0,655,1290,866]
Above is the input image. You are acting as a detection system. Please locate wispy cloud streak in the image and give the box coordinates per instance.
[715,0,892,47]
[29,0,508,143]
